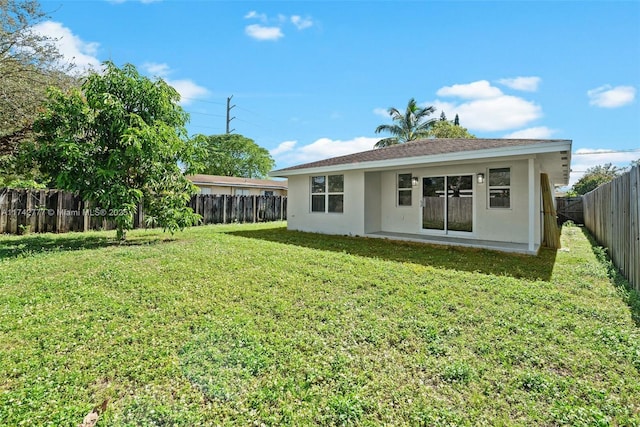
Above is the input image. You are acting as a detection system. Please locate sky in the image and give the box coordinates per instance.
[36,0,640,185]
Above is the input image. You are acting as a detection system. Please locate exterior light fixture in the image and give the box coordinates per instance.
[411,176,419,186]
[477,173,485,184]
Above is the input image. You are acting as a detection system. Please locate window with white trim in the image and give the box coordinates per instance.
[311,175,344,213]
[488,168,510,208]
[397,173,413,206]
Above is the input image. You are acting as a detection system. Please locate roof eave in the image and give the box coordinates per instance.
[191,181,287,190]
[270,140,572,177]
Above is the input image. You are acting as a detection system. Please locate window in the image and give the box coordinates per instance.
[488,168,510,208]
[263,190,274,196]
[311,175,343,213]
[236,188,250,196]
[398,173,413,206]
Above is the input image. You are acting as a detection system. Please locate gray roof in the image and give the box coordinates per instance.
[272,138,571,174]
[187,174,287,189]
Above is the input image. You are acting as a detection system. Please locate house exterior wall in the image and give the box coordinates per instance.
[376,159,540,244]
[287,170,366,236]
[194,184,287,196]
[286,158,542,246]
[364,171,382,233]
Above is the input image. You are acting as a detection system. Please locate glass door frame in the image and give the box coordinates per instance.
[420,173,476,236]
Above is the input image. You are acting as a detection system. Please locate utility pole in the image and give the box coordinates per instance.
[226,95,236,134]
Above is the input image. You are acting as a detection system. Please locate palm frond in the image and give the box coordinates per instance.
[374,137,399,148]
[373,98,438,147]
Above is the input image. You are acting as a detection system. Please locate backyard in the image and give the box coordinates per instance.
[0,222,638,426]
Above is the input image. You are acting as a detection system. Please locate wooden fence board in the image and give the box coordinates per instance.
[0,189,287,235]
[556,197,584,224]
[583,166,639,292]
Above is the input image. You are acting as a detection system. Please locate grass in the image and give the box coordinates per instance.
[0,221,639,426]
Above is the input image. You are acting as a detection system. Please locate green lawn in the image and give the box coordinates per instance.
[0,222,638,426]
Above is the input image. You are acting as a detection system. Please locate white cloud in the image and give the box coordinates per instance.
[503,126,556,139]
[373,107,389,118]
[244,10,267,22]
[436,80,503,99]
[430,80,543,132]
[245,24,284,41]
[497,76,541,92]
[291,15,313,30]
[31,21,101,72]
[270,140,297,156]
[141,62,208,105]
[569,148,639,186]
[244,12,313,40]
[428,101,458,117]
[429,96,542,132]
[142,61,171,77]
[167,80,209,105]
[273,137,378,168]
[587,85,636,108]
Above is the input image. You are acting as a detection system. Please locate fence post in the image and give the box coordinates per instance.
[252,195,257,223]
[223,195,227,224]
[0,188,6,234]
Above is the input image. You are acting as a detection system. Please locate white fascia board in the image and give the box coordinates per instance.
[272,140,572,177]
[192,181,286,189]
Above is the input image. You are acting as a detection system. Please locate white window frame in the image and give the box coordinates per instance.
[488,167,511,209]
[397,173,413,207]
[310,175,344,213]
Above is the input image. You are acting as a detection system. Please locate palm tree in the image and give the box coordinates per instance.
[374,98,437,148]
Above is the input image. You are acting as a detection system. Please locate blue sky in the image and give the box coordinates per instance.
[37,0,640,184]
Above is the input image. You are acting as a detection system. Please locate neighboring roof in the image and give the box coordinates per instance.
[186,174,288,190]
[270,138,572,185]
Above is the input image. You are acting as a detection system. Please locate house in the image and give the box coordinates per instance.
[270,138,572,254]
[186,174,288,196]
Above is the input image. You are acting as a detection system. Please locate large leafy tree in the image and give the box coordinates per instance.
[374,98,437,148]
[571,163,622,195]
[1,0,77,157]
[191,133,275,178]
[427,120,476,139]
[32,61,200,240]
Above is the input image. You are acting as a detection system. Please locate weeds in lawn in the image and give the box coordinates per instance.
[228,227,557,281]
[0,222,639,425]
[592,243,640,326]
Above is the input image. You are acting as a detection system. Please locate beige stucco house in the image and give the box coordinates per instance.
[187,174,288,196]
[270,138,571,254]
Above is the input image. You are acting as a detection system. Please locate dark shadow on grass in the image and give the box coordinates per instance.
[227,226,557,282]
[581,226,640,326]
[0,232,174,261]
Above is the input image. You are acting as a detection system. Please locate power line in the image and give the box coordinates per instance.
[572,148,640,155]
[187,111,226,118]
[188,124,225,132]
[180,96,226,106]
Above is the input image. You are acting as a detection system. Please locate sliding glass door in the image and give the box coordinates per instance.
[422,175,473,233]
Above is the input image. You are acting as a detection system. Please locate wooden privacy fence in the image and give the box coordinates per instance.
[0,188,287,235]
[189,194,287,225]
[556,196,584,225]
[582,165,639,292]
